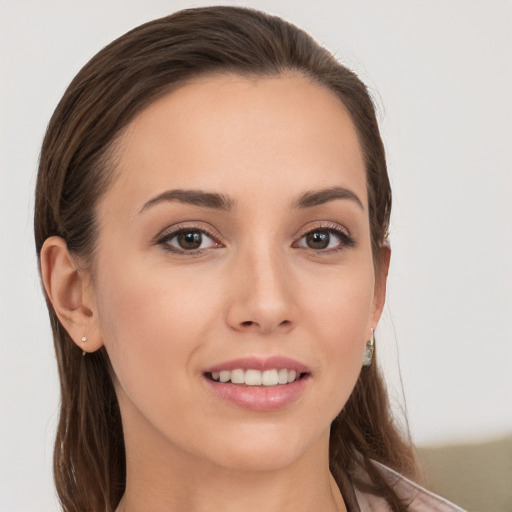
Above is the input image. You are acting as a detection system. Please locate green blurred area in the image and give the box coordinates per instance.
[417,435,512,512]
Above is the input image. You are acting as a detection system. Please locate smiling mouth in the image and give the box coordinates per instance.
[205,368,308,386]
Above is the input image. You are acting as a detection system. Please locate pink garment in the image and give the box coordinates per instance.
[354,461,466,512]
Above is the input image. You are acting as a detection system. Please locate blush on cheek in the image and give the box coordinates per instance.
[97,265,203,362]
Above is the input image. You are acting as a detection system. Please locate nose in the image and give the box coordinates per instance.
[225,244,296,336]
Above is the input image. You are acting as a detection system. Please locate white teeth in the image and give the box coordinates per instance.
[231,369,245,384]
[244,369,262,385]
[210,368,302,386]
[262,369,279,386]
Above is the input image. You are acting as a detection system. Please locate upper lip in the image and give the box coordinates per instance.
[204,356,310,374]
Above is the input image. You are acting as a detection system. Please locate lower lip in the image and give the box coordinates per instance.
[203,375,309,411]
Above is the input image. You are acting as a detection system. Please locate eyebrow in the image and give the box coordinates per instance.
[139,189,235,213]
[139,185,363,214]
[291,186,364,210]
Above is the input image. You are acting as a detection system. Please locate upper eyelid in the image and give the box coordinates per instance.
[154,220,353,246]
[295,221,352,238]
[293,222,355,250]
[155,222,221,242]
[156,226,222,254]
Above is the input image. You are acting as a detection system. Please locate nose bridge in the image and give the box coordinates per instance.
[227,234,295,334]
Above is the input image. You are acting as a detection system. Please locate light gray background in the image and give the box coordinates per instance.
[1,1,511,510]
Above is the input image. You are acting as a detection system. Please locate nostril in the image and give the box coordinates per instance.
[235,318,293,333]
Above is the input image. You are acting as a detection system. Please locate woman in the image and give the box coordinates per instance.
[35,6,465,512]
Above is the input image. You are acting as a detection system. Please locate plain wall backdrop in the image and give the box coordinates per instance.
[1,1,511,510]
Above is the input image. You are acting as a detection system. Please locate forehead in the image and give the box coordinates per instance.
[105,73,367,216]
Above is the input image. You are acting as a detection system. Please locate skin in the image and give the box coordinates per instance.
[41,73,389,512]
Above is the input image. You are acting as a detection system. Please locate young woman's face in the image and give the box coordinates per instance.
[89,73,386,472]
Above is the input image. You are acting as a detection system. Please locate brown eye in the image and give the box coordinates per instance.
[159,228,218,253]
[295,227,355,252]
[177,231,202,250]
[305,231,330,249]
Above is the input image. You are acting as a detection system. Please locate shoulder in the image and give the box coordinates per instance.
[354,461,467,512]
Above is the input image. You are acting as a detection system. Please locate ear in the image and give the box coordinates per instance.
[40,236,103,354]
[371,243,391,327]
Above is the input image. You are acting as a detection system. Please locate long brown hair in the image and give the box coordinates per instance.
[35,6,418,511]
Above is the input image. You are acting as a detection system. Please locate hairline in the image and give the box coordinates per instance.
[81,68,376,280]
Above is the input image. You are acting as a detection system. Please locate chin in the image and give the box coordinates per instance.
[197,423,325,473]
[214,446,304,473]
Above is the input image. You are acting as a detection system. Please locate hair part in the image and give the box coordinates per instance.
[35,6,415,512]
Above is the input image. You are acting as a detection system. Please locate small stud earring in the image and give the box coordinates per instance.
[81,336,87,357]
[362,329,375,367]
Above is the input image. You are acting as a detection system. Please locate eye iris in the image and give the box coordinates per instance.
[306,231,330,249]
[177,231,202,250]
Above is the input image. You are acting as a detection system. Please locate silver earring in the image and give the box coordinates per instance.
[362,329,374,367]
[81,336,87,357]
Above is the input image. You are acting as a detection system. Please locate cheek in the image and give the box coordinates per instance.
[92,253,220,407]
[304,262,374,345]
[96,248,219,340]
[301,265,375,412]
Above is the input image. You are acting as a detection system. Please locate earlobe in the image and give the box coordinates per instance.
[40,236,103,353]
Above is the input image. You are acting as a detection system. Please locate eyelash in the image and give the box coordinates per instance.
[156,224,221,254]
[156,223,355,255]
[294,223,356,253]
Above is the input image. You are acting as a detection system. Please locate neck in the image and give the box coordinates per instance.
[116,409,346,512]
[118,464,345,512]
